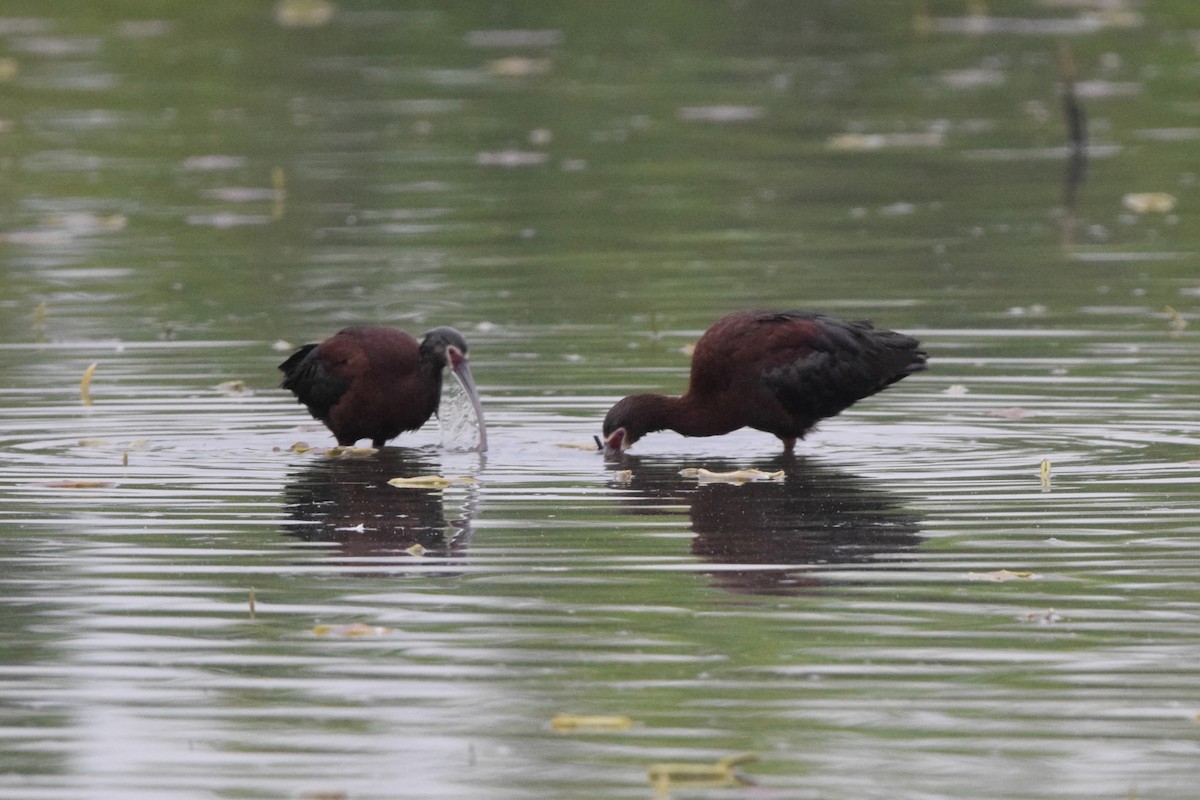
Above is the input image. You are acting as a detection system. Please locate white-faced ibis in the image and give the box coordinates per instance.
[280,326,487,450]
[602,310,926,455]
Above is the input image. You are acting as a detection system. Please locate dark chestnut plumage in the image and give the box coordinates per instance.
[602,310,926,455]
[279,326,486,450]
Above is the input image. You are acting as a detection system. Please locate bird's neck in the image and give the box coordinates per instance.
[634,393,738,438]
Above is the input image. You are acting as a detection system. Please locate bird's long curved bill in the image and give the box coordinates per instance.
[449,360,488,452]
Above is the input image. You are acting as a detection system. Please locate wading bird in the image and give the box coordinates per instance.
[602,310,925,455]
[280,326,486,450]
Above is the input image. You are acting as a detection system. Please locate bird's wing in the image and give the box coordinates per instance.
[759,314,923,421]
[279,344,351,421]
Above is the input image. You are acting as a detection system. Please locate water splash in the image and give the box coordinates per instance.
[438,370,485,452]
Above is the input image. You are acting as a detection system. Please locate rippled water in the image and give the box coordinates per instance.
[3,1,1200,798]
[3,325,1200,798]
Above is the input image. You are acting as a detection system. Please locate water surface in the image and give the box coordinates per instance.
[2,2,1200,798]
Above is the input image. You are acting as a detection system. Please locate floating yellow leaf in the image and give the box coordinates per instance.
[289,441,312,453]
[80,362,97,405]
[405,543,427,557]
[550,714,634,732]
[78,438,113,447]
[968,569,1038,582]
[1122,192,1176,213]
[648,752,758,795]
[679,467,784,484]
[555,441,600,451]
[312,622,392,638]
[1040,458,1052,489]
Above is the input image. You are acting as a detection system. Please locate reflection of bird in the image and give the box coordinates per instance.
[282,449,473,560]
[279,326,486,449]
[609,457,922,595]
[603,310,926,454]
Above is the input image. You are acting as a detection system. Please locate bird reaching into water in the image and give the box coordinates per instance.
[602,310,925,455]
[280,326,486,450]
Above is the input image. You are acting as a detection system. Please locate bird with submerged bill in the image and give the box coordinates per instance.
[601,310,926,455]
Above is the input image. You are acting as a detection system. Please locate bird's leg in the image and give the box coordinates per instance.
[779,436,796,455]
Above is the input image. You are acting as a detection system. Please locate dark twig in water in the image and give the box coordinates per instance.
[1058,43,1088,215]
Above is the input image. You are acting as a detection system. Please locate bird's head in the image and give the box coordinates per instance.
[601,395,649,457]
[421,327,471,369]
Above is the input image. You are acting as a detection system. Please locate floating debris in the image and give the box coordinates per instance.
[550,714,634,732]
[1122,192,1177,214]
[325,446,378,459]
[944,383,969,395]
[679,467,785,485]
[312,623,392,638]
[78,438,113,447]
[275,0,335,28]
[405,543,426,557]
[555,441,600,451]
[387,475,475,489]
[1164,305,1187,336]
[272,165,286,219]
[648,752,758,796]
[1040,458,1052,490]
[289,441,312,453]
[215,379,248,395]
[1017,608,1062,624]
[827,131,944,151]
[248,587,256,619]
[272,339,293,352]
[42,480,117,489]
[488,56,551,77]
[80,362,97,405]
[610,469,633,484]
[968,569,1038,582]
